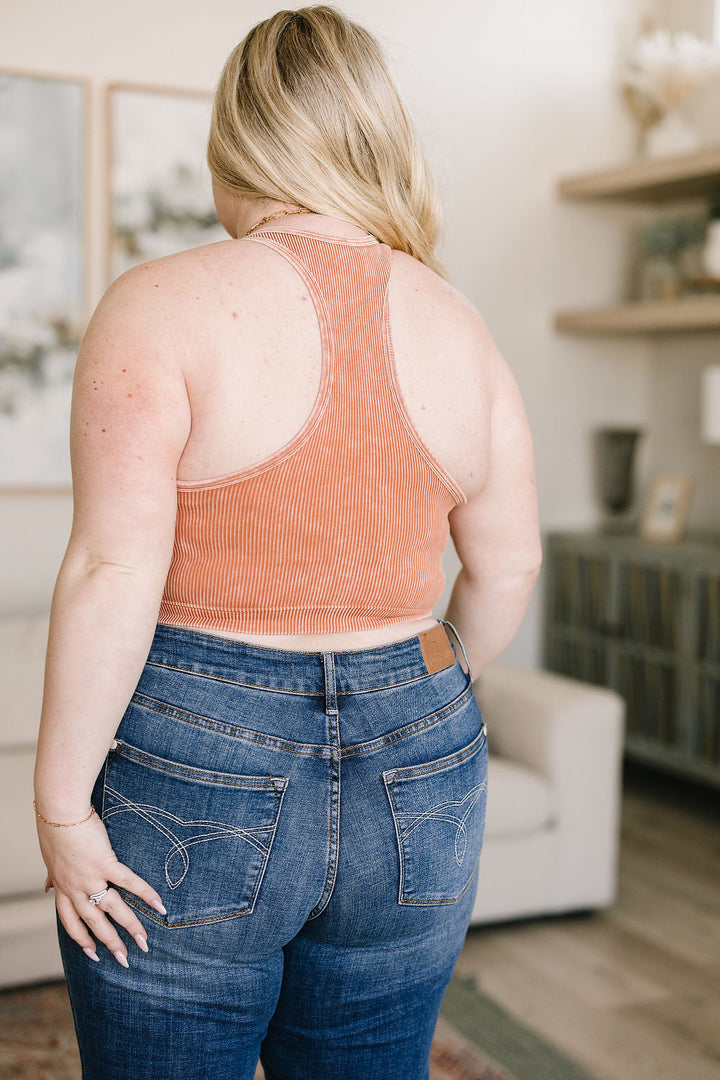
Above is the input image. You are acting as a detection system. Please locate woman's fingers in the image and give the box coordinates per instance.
[78,893,132,966]
[96,887,150,953]
[108,861,167,916]
[56,892,99,958]
[57,885,153,966]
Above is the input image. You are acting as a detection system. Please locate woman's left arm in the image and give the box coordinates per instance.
[33,261,193,963]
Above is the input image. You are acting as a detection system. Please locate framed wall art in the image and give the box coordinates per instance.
[0,69,89,492]
[639,472,696,543]
[106,83,227,283]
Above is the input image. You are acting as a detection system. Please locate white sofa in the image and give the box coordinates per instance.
[0,610,625,988]
[471,663,625,925]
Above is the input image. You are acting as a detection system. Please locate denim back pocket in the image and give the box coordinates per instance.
[102,739,288,927]
[382,724,488,906]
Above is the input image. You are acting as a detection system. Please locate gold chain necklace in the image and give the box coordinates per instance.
[242,207,317,238]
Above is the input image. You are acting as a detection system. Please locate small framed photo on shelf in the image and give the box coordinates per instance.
[639,472,695,543]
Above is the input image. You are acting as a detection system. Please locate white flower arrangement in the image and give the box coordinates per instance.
[622,28,720,113]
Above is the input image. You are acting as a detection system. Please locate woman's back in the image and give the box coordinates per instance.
[175,218,490,501]
[148,213,494,647]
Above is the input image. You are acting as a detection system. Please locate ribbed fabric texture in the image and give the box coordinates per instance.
[157,229,467,634]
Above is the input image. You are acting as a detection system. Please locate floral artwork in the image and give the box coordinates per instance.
[0,72,87,487]
[107,85,227,282]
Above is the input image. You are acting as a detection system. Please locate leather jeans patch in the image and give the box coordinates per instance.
[418,624,456,675]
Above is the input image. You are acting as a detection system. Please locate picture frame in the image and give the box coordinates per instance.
[639,472,696,543]
[0,68,90,494]
[106,82,226,284]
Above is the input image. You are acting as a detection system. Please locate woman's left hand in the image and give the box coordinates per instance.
[36,808,167,966]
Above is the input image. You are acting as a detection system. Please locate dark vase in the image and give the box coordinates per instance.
[594,427,644,523]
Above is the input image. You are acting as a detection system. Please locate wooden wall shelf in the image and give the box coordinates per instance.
[554,295,720,335]
[555,148,720,335]
[557,144,720,202]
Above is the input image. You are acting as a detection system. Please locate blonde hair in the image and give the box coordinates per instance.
[207,5,447,278]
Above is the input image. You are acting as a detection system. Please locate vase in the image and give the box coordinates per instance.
[644,107,701,158]
[594,427,644,526]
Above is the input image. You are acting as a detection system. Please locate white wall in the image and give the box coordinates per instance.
[0,0,659,667]
[644,0,720,534]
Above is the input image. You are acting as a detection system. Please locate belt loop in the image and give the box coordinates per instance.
[322,652,338,716]
[442,620,473,682]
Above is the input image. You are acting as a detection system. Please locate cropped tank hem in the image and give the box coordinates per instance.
[156,599,436,635]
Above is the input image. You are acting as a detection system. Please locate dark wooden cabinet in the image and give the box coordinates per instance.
[543,529,720,788]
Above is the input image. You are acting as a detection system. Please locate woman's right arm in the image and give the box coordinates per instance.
[445,319,542,679]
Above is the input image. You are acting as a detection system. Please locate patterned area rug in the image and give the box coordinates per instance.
[0,973,598,1080]
[437,974,599,1080]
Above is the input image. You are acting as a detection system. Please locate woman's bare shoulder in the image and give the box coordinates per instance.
[389,249,487,336]
[106,239,260,298]
[93,240,275,349]
[388,248,494,371]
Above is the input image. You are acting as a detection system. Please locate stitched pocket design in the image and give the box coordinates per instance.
[102,739,288,927]
[382,724,488,906]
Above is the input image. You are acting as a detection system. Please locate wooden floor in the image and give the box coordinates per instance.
[455,760,720,1080]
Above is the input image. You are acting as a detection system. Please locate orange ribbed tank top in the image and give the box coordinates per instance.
[157,228,467,634]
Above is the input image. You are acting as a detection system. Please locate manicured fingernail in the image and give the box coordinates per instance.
[154,901,167,915]
[114,950,129,968]
[83,947,100,962]
[134,933,149,952]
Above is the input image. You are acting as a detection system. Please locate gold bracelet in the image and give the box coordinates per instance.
[33,799,96,828]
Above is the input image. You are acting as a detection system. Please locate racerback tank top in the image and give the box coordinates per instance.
[157,227,467,634]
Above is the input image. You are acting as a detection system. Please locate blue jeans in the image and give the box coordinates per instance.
[58,619,488,1080]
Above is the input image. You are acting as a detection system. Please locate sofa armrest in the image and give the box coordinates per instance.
[475,662,626,905]
[475,663,624,775]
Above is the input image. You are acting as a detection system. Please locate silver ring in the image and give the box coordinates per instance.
[88,888,109,906]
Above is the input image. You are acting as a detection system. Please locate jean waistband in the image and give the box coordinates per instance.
[147,620,471,694]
